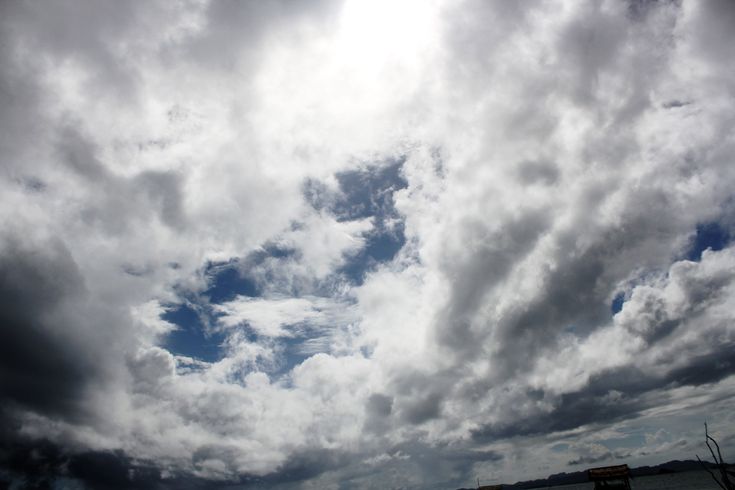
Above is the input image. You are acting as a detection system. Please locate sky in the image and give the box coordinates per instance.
[1,0,735,488]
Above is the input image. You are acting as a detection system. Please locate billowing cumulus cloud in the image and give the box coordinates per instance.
[1,0,735,488]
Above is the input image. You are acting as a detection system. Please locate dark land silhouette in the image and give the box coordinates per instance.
[458,459,733,490]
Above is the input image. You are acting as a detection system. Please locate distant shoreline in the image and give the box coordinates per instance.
[458,459,731,489]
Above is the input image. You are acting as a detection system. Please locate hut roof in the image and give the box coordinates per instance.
[587,464,630,480]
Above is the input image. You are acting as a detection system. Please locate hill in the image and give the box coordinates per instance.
[457,459,721,489]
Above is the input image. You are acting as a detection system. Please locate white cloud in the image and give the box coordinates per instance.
[1,0,735,488]
[215,295,356,338]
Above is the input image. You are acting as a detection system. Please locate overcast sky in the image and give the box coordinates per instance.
[1,1,735,489]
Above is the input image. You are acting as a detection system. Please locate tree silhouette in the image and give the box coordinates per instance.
[696,422,734,490]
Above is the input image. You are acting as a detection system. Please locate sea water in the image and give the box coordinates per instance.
[538,470,724,490]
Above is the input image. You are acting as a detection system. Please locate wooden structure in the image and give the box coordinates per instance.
[587,464,632,489]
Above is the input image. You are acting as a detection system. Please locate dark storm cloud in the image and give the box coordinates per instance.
[0,2,164,483]
[0,437,226,490]
[255,448,352,486]
[471,338,735,443]
[471,388,647,442]
[0,235,145,485]
[664,343,735,388]
[0,237,93,421]
[1,437,358,490]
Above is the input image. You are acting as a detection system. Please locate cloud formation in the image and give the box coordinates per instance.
[1,0,735,488]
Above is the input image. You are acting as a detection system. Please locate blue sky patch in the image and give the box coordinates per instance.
[303,158,407,220]
[205,261,259,303]
[270,335,319,380]
[611,292,626,314]
[163,261,258,361]
[599,432,646,451]
[162,302,225,363]
[331,159,408,222]
[165,242,324,363]
[550,443,569,453]
[305,159,409,284]
[205,244,297,302]
[686,221,730,261]
[339,223,406,284]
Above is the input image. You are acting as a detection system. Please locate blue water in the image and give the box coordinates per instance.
[543,471,723,490]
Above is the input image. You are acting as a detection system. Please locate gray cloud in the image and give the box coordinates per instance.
[2,0,735,488]
[515,160,560,186]
[173,0,340,71]
[363,393,393,434]
[56,125,187,233]
[434,208,552,359]
[0,236,91,420]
